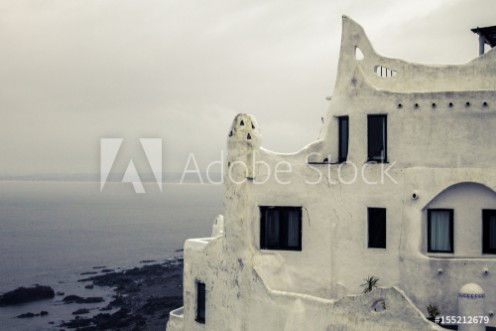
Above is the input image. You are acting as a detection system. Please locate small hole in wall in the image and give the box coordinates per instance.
[414,103,419,109]
[229,130,233,137]
[483,101,488,107]
[252,123,255,129]
[355,46,364,60]
[372,299,386,312]
[397,103,402,109]
[240,120,244,126]
[466,101,471,107]
[323,158,329,163]
[449,102,454,108]
[228,162,231,167]
[432,103,436,108]
[247,133,251,140]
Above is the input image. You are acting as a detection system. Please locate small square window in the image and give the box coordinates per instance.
[483,210,496,254]
[196,282,206,324]
[368,208,386,248]
[427,209,454,253]
[260,207,302,251]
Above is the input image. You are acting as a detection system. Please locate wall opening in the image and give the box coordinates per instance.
[374,65,397,78]
[355,46,364,60]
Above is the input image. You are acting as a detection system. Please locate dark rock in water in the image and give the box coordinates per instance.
[0,285,55,306]
[92,266,106,269]
[56,291,65,296]
[63,295,104,304]
[101,269,114,273]
[139,259,156,264]
[72,308,90,315]
[16,311,49,318]
[80,271,98,276]
[84,284,94,289]
[16,312,36,318]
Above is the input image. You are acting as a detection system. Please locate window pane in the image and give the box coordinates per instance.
[367,115,387,162]
[429,210,452,252]
[489,216,496,250]
[338,117,349,162]
[265,209,280,249]
[287,209,301,248]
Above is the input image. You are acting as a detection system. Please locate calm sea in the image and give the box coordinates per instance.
[0,181,223,330]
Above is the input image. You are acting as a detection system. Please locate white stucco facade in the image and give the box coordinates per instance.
[167,16,496,331]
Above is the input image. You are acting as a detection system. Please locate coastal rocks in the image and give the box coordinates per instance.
[59,258,184,330]
[62,295,104,304]
[72,308,90,315]
[61,308,146,330]
[0,285,55,306]
[16,311,49,318]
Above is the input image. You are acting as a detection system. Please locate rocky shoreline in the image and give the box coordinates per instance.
[1,257,183,331]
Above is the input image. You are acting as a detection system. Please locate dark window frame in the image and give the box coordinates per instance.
[338,116,349,163]
[367,114,388,163]
[368,207,387,249]
[427,209,454,253]
[260,206,302,251]
[195,281,206,324]
[482,209,496,254]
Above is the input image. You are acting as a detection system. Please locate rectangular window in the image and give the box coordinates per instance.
[428,209,454,253]
[483,210,496,254]
[368,208,386,248]
[196,282,206,324]
[260,206,302,251]
[338,116,349,163]
[367,115,387,162]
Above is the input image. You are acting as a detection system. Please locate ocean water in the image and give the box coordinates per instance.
[0,181,223,330]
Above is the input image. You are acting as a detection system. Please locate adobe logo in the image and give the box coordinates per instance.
[100,138,162,194]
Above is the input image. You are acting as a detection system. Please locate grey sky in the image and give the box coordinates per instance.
[0,0,494,176]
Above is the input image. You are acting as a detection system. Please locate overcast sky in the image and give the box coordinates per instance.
[1,0,494,176]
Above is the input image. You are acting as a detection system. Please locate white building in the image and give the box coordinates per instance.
[167,16,496,331]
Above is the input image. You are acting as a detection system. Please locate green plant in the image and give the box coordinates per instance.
[361,276,379,293]
[426,304,440,319]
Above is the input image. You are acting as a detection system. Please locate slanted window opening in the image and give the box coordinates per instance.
[483,210,496,254]
[427,209,454,253]
[368,208,386,248]
[338,116,349,163]
[367,115,387,163]
[260,206,302,251]
[196,281,206,324]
